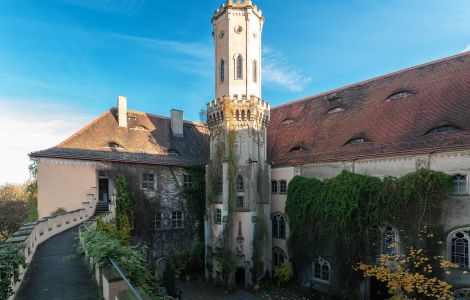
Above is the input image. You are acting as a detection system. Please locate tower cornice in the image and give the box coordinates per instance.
[212,0,264,23]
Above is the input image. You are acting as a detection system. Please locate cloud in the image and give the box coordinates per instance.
[0,100,92,184]
[262,47,311,92]
[462,45,470,53]
[60,0,146,15]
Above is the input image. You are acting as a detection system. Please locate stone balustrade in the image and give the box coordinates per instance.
[3,199,116,300]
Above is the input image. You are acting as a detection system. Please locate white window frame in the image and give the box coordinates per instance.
[272,212,286,239]
[171,211,183,229]
[153,212,162,231]
[447,228,470,269]
[183,174,193,189]
[279,180,287,194]
[312,257,331,283]
[452,174,468,196]
[215,208,222,225]
[142,173,156,190]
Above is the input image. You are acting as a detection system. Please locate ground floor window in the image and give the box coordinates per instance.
[313,258,330,283]
[172,211,183,229]
[272,247,287,268]
[153,212,162,230]
[449,229,470,268]
[215,209,222,225]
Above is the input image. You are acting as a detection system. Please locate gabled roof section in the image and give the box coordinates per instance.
[268,52,470,167]
[31,109,209,167]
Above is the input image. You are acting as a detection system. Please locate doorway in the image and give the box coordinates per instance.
[369,277,392,300]
[99,178,109,202]
[235,267,245,288]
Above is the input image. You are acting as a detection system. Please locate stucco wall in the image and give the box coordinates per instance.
[37,158,99,218]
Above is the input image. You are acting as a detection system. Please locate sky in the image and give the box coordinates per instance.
[0,0,469,184]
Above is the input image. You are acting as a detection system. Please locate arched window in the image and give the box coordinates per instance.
[272,213,286,239]
[241,110,246,121]
[449,230,470,268]
[453,174,468,196]
[272,247,287,268]
[313,258,330,283]
[220,59,225,83]
[370,227,381,257]
[236,54,243,79]
[247,110,251,121]
[236,175,244,192]
[383,226,398,255]
[253,60,258,82]
[236,110,240,120]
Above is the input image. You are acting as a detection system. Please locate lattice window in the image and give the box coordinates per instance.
[215,209,222,225]
[272,247,287,268]
[313,258,330,283]
[271,181,278,194]
[272,213,286,239]
[279,180,287,194]
[142,173,155,189]
[236,175,244,192]
[183,174,193,189]
[450,231,470,268]
[453,175,468,196]
[171,211,183,229]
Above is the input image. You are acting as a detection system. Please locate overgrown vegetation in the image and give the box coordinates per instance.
[115,176,135,242]
[0,244,27,299]
[50,207,67,217]
[286,169,453,292]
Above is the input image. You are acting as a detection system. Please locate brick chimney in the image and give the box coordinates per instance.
[171,109,184,137]
[118,96,127,128]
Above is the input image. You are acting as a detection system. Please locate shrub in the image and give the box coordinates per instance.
[274,265,293,286]
[0,244,27,299]
[50,207,67,217]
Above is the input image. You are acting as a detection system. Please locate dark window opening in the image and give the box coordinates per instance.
[426,125,462,135]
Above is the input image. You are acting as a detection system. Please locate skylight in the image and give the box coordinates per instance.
[387,91,414,101]
[345,137,367,145]
[425,125,462,135]
[289,146,307,152]
[108,142,123,150]
[281,119,294,125]
[327,107,345,115]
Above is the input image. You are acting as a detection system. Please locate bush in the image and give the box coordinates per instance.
[0,244,27,299]
[50,207,67,217]
[274,265,293,286]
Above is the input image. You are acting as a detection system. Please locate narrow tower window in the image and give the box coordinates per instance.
[220,59,225,83]
[253,60,258,83]
[236,54,243,79]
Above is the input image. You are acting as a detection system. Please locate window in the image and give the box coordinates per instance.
[271,181,278,194]
[153,212,162,231]
[370,227,381,257]
[345,137,367,145]
[168,149,179,156]
[142,173,155,189]
[216,178,223,195]
[253,60,258,83]
[279,180,287,194]
[387,91,414,101]
[426,125,462,135]
[171,211,183,229]
[247,110,251,121]
[236,54,243,79]
[450,230,470,268]
[383,226,398,255]
[215,209,222,225]
[453,175,468,196]
[313,258,330,283]
[183,174,193,189]
[289,146,306,152]
[236,175,244,192]
[109,142,123,150]
[327,107,345,114]
[237,196,244,209]
[272,247,287,268]
[272,213,286,239]
[281,119,294,125]
[220,59,225,83]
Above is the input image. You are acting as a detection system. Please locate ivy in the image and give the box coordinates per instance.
[0,244,27,299]
[285,169,452,288]
[115,176,135,241]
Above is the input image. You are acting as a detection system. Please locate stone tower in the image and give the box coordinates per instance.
[205,0,271,288]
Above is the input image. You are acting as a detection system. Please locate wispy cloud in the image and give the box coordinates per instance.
[0,100,92,184]
[262,47,311,92]
[60,0,146,15]
[462,44,470,53]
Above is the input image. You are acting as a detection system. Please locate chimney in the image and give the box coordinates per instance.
[171,109,184,137]
[118,96,127,128]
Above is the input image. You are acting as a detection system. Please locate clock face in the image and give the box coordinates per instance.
[234,25,243,34]
[219,31,225,39]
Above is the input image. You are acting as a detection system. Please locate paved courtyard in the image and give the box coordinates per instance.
[177,280,262,300]
[15,226,99,300]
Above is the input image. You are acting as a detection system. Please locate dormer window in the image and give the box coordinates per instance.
[289,146,307,152]
[131,125,149,131]
[281,119,294,125]
[108,142,123,150]
[345,137,367,145]
[425,125,462,135]
[327,107,345,115]
[168,149,180,156]
[387,91,415,101]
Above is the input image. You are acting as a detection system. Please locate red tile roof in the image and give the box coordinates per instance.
[267,52,470,167]
[31,109,209,167]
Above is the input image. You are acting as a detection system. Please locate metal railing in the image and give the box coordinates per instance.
[108,257,143,300]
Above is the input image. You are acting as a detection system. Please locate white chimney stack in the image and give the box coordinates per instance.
[118,96,127,128]
[171,109,184,137]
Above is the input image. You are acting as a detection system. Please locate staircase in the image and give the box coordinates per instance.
[94,202,110,216]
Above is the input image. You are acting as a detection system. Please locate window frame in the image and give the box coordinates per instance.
[279,180,287,194]
[171,211,183,229]
[235,54,243,80]
[215,208,222,225]
[448,229,470,269]
[236,196,244,209]
[272,212,286,239]
[153,212,162,231]
[142,173,156,190]
[312,258,331,283]
[236,175,244,192]
[183,174,193,189]
[271,180,278,194]
[272,247,287,268]
[220,59,225,83]
[452,174,468,196]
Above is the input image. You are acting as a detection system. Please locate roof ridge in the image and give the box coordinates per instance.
[56,110,111,148]
[272,51,470,110]
[127,109,207,127]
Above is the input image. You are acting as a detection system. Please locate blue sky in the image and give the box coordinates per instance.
[0,0,469,184]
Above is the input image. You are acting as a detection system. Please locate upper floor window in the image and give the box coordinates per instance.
[236,175,244,192]
[253,60,258,83]
[370,226,399,256]
[220,59,225,83]
[272,247,287,268]
[236,196,244,209]
[172,211,183,229]
[453,175,468,196]
[449,229,470,268]
[216,177,223,195]
[271,180,278,194]
[236,54,243,79]
[215,208,222,225]
[142,173,155,189]
[313,258,330,283]
[279,180,287,194]
[272,213,286,239]
[183,174,193,189]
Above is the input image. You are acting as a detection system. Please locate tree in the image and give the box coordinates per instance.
[0,183,29,240]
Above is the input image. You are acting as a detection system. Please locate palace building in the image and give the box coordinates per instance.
[31,0,470,298]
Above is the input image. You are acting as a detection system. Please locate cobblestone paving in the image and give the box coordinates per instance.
[177,280,262,300]
[16,226,99,300]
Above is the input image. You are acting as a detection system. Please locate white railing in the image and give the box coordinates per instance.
[3,199,116,300]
